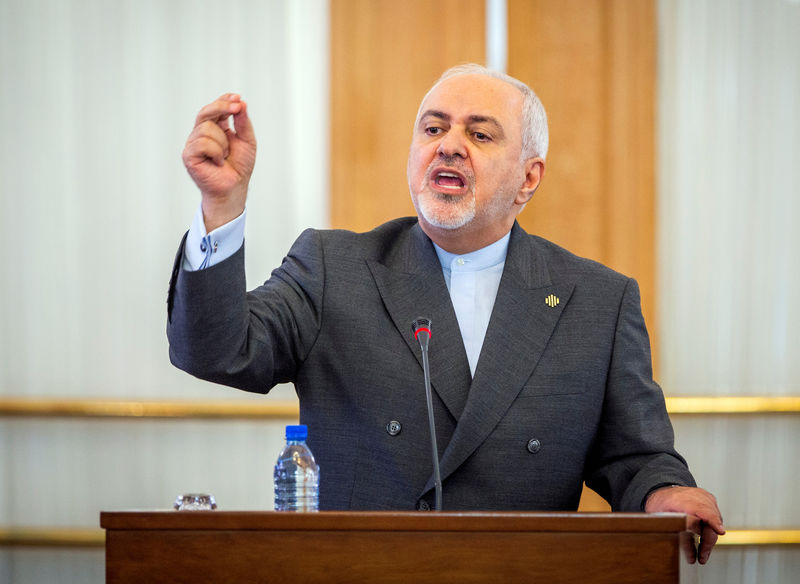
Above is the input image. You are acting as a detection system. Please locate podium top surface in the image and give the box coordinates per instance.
[100,511,688,533]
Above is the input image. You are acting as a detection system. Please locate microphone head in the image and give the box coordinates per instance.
[411,317,432,347]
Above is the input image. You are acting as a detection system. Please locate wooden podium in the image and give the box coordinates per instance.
[100,511,690,583]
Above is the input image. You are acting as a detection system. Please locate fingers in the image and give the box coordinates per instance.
[194,93,243,127]
[698,509,726,536]
[182,92,257,203]
[697,523,719,565]
[680,531,698,564]
[689,491,725,537]
[646,486,725,565]
[187,94,254,166]
[684,517,720,564]
[184,121,230,167]
[686,514,702,536]
[185,136,226,167]
[232,100,256,146]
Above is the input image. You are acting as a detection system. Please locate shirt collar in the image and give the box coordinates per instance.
[433,231,511,272]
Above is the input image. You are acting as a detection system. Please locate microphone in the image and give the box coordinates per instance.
[411,317,442,511]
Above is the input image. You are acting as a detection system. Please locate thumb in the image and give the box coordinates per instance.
[232,100,256,146]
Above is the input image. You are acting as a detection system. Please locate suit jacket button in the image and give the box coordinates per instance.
[417,500,431,511]
[527,439,541,454]
[386,421,402,436]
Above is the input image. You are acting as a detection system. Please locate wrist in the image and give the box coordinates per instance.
[643,484,683,512]
[201,192,247,232]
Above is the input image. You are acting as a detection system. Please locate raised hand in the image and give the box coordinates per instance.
[182,93,257,231]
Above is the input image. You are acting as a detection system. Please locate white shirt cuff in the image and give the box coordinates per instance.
[182,205,246,271]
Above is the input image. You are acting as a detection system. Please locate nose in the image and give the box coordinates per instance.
[436,129,467,159]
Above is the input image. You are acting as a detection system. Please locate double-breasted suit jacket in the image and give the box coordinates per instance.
[167,217,695,511]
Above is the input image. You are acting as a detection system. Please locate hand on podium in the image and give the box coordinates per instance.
[645,485,724,565]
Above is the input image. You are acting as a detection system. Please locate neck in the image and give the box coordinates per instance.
[420,220,515,255]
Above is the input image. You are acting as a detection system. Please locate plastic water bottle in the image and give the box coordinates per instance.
[273,424,320,511]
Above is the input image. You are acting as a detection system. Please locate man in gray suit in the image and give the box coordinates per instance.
[168,65,724,563]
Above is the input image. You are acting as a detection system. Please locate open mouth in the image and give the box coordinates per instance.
[430,168,468,192]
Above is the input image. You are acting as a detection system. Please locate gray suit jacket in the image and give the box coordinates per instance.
[167,217,695,511]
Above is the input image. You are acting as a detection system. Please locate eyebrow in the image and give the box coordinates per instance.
[418,110,506,139]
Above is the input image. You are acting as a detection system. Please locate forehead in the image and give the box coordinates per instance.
[419,74,523,128]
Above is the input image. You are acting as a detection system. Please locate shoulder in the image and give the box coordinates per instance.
[293,217,420,259]
[516,225,630,282]
[539,235,628,282]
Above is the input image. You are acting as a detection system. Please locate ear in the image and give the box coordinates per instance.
[515,158,545,205]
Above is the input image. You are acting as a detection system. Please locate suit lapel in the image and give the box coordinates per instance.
[366,224,472,420]
[423,223,575,493]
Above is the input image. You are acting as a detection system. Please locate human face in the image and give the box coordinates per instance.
[407,74,542,253]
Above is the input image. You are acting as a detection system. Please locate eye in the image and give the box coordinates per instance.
[473,131,491,142]
[425,127,443,136]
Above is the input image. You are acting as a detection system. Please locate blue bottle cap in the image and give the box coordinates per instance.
[285,424,308,441]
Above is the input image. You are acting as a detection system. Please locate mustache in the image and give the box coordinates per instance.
[435,154,469,169]
[424,155,475,185]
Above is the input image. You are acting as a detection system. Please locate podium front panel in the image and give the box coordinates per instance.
[101,511,689,583]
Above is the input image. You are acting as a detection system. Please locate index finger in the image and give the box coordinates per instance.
[696,506,726,536]
[194,94,244,127]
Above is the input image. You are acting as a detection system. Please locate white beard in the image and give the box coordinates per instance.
[414,191,476,230]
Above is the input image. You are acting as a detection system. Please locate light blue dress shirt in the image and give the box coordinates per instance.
[183,207,510,376]
[182,205,246,272]
[432,233,509,377]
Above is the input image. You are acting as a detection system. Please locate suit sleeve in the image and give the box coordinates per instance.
[583,278,696,510]
[166,229,324,393]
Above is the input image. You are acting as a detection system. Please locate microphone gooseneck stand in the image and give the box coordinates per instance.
[412,317,442,511]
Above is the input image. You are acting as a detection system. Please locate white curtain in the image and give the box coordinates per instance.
[0,1,328,581]
[657,0,800,581]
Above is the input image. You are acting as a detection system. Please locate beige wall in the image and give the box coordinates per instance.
[330,0,486,231]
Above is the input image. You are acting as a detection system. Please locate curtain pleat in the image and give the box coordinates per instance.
[0,1,328,580]
[658,0,800,580]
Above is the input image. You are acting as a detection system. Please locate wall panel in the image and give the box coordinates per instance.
[330,0,486,231]
[507,0,658,345]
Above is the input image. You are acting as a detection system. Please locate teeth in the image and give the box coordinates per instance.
[433,170,465,190]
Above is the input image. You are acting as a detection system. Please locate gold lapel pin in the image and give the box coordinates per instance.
[545,294,560,308]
